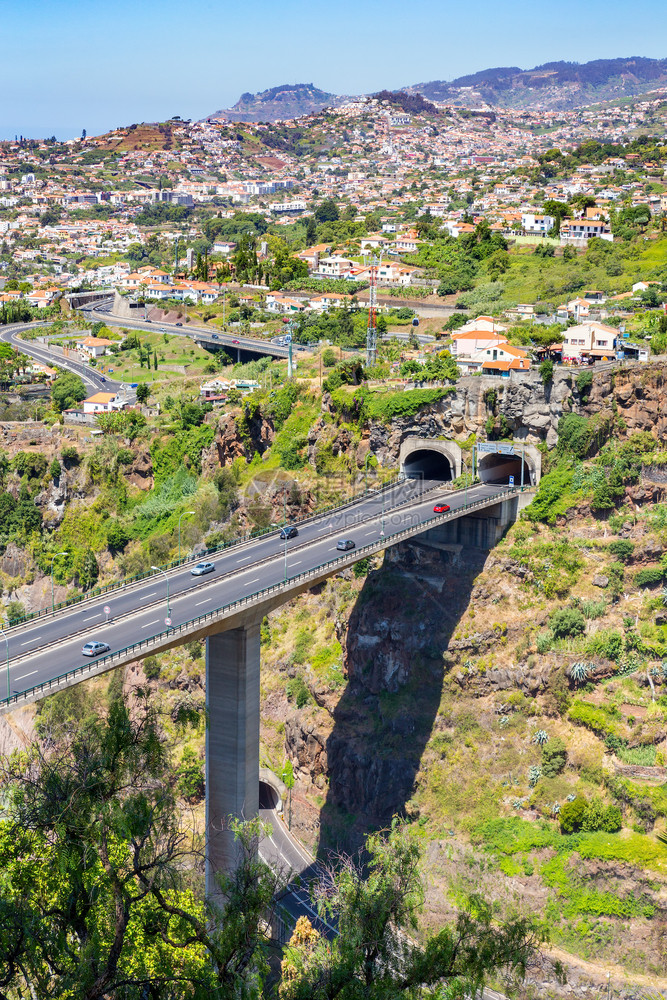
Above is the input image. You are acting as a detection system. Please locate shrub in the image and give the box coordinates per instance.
[608,539,634,563]
[176,747,205,802]
[576,369,594,400]
[61,446,80,466]
[569,700,620,739]
[550,607,586,639]
[541,736,567,777]
[286,675,311,709]
[49,458,61,480]
[557,414,594,458]
[635,567,665,588]
[322,348,337,368]
[106,520,129,553]
[143,655,160,680]
[353,557,371,578]
[559,795,588,833]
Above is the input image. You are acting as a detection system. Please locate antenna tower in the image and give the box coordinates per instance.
[365,252,382,368]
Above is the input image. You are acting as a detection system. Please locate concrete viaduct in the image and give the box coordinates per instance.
[0,441,537,888]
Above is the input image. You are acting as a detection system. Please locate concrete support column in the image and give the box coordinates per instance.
[206,623,260,895]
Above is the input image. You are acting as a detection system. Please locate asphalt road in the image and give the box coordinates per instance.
[259,783,337,938]
[1,322,128,395]
[1,480,507,699]
[84,303,289,359]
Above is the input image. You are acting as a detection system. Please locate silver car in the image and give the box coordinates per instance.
[191,561,215,576]
[82,640,110,657]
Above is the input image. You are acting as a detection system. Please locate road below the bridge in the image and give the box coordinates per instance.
[0,480,508,702]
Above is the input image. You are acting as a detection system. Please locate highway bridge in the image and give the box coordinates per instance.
[0,475,529,888]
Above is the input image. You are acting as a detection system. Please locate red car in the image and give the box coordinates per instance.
[433,503,451,514]
[232,339,240,344]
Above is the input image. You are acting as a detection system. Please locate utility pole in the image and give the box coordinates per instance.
[365,252,382,369]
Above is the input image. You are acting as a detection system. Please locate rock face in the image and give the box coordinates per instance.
[583,365,667,439]
[205,413,275,469]
[320,540,489,840]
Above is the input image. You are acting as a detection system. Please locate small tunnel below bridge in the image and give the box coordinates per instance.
[478,453,533,486]
[402,448,453,481]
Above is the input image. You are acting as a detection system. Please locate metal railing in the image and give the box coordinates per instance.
[0,475,436,633]
[0,486,520,710]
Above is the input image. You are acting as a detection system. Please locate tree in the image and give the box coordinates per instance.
[0,691,288,999]
[539,359,554,385]
[135,382,150,404]
[51,372,86,412]
[314,199,339,223]
[49,458,61,480]
[280,818,544,1000]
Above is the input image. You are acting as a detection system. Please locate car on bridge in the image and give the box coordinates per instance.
[82,640,110,657]
[191,561,215,576]
[279,525,298,540]
[336,539,355,551]
[433,503,451,513]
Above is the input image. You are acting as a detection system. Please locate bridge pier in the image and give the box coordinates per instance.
[205,622,261,894]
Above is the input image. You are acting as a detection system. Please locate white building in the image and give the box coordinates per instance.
[562,322,616,362]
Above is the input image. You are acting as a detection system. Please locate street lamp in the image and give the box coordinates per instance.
[380,489,385,539]
[178,511,195,563]
[461,459,469,509]
[283,533,288,584]
[0,628,8,701]
[151,565,171,619]
[51,551,68,612]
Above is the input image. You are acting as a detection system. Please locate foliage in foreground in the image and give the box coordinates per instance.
[0,688,544,999]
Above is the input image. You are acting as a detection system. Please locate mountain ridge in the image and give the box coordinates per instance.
[205,58,667,122]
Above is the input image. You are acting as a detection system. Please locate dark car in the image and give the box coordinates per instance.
[82,640,110,657]
[336,539,355,551]
[211,333,219,339]
[433,504,451,513]
[191,561,215,576]
[279,525,298,540]
[175,321,183,326]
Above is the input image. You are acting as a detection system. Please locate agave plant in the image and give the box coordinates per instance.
[532,729,549,745]
[569,661,590,684]
[662,586,667,607]
[566,793,576,802]
[512,798,525,810]
[528,765,542,788]
[551,802,561,816]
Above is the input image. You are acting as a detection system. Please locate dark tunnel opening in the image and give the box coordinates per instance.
[402,449,453,481]
[478,454,533,486]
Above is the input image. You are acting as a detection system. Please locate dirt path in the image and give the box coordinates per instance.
[545,944,667,992]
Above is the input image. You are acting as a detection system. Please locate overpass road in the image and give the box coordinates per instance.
[83,302,290,360]
[0,479,510,706]
[0,321,128,395]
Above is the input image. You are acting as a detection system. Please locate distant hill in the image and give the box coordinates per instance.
[405,57,667,110]
[206,84,347,123]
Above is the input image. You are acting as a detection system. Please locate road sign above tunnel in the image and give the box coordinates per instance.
[477,442,517,456]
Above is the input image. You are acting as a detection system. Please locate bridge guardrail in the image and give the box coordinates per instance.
[0,486,520,710]
[0,476,438,633]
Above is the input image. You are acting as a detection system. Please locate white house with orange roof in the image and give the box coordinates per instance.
[82,391,126,414]
[450,330,509,358]
[458,341,530,374]
[75,336,117,359]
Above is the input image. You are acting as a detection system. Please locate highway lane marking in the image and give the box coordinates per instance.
[245,578,261,586]
[290,560,302,566]
[236,555,252,562]
[141,619,161,629]
[83,614,101,622]
[195,598,212,606]
[364,530,376,536]
[15,670,38,681]
[139,592,157,601]
[20,637,42,646]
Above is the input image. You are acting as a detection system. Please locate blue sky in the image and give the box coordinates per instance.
[2,0,667,139]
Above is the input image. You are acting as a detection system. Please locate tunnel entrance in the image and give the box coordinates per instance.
[259,780,280,810]
[478,454,532,486]
[402,448,453,481]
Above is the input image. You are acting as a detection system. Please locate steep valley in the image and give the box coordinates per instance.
[1,365,667,994]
